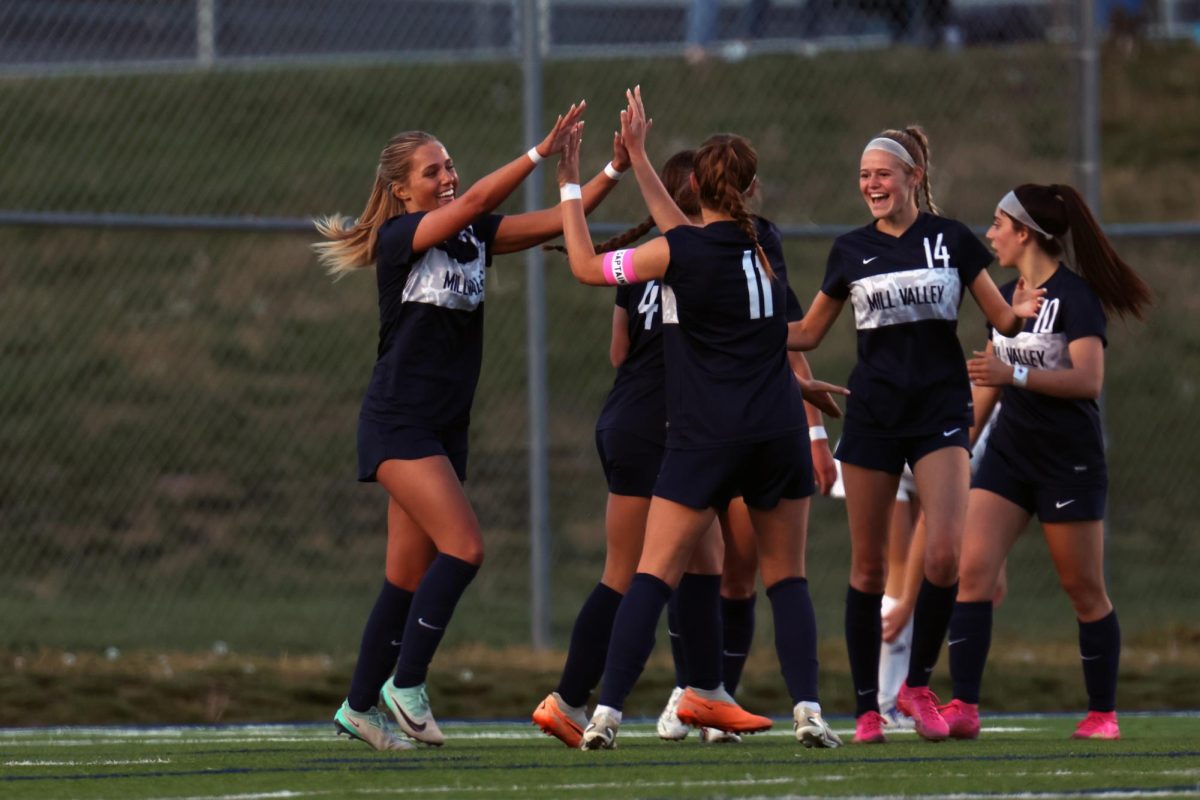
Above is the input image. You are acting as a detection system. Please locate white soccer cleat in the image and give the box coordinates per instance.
[333,700,414,751]
[794,703,843,749]
[657,685,691,740]
[380,681,445,746]
[700,726,742,744]
[581,708,621,750]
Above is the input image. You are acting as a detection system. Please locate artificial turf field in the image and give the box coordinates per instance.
[2,714,1198,799]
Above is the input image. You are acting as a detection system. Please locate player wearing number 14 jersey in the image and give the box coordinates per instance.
[787,127,1044,744]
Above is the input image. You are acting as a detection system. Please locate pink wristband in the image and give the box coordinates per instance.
[602,249,639,285]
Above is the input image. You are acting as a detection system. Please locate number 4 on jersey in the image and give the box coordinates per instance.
[637,281,660,330]
[923,233,950,269]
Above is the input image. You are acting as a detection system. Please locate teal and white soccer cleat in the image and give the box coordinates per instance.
[333,700,414,751]
[380,681,445,746]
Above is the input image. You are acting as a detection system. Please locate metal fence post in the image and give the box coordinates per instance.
[521,0,551,651]
[196,0,216,67]
[1077,0,1100,213]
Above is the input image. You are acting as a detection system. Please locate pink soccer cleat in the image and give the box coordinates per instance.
[1071,710,1120,740]
[939,698,980,740]
[897,683,949,741]
[854,709,887,744]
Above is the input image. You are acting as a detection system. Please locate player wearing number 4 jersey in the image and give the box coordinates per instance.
[558,88,848,752]
[944,183,1150,742]
[788,126,1045,744]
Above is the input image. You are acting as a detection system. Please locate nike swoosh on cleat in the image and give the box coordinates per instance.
[1055,499,1076,509]
[396,705,428,732]
[943,428,962,437]
[417,617,445,631]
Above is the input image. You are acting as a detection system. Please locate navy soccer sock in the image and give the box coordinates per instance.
[554,582,623,708]
[675,573,723,691]
[667,594,688,688]
[721,594,756,695]
[347,580,414,712]
[597,573,673,711]
[392,553,479,688]
[845,585,883,716]
[767,578,819,705]
[1079,610,1120,712]
[906,578,958,688]
[948,600,992,704]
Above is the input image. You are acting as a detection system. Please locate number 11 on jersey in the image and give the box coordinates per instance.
[742,250,774,320]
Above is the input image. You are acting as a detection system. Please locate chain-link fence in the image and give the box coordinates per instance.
[2,1,1197,660]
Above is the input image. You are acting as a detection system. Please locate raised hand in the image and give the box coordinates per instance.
[619,85,653,157]
[538,101,587,158]
[556,122,583,187]
[797,378,849,419]
[1011,277,1046,319]
[611,130,631,173]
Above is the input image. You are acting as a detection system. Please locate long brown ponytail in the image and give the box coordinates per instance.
[313,131,438,278]
[694,134,773,279]
[1012,183,1151,320]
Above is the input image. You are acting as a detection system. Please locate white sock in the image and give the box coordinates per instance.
[593,704,622,724]
[796,700,823,715]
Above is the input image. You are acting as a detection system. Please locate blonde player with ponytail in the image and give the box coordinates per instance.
[787,126,1045,744]
[313,101,633,752]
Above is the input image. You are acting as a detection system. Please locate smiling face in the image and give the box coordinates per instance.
[393,141,457,212]
[859,150,920,223]
[986,209,1028,268]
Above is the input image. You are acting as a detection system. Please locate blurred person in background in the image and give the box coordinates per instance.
[787,126,1044,745]
[312,101,629,751]
[939,183,1151,742]
[560,88,847,751]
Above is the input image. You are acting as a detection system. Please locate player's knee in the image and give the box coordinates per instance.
[444,532,485,566]
[850,561,887,594]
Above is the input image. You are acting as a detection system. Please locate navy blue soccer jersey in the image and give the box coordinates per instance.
[661,217,806,449]
[985,266,1108,483]
[359,211,503,429]
[595,281,668,443]
[821,212,992,436]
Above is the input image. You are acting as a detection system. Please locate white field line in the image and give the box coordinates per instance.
[3,757,171,767]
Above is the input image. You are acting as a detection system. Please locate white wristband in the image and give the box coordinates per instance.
[1012,364,1029,388]
[604,161,626,181]
[808,425,828,442]
[526,147,544,165]
[559,183,582,202]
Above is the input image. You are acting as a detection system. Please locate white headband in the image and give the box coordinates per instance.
[863,137,916,168]
[997,190,1050,237]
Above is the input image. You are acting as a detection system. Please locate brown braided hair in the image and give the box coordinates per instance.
[1006,183,1151,321]
[693,134,773,279]
[544,150,698,254]
[876,125,940,215]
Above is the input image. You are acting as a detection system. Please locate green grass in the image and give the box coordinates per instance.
[1,715,1198,799]
[1,45,1199,658]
